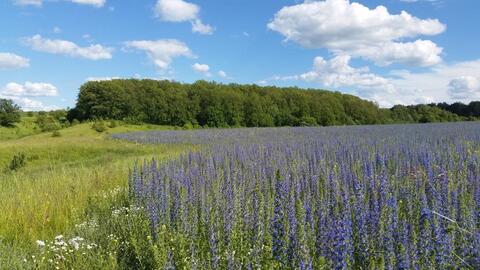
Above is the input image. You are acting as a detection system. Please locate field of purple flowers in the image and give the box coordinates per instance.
[115,123,480,269]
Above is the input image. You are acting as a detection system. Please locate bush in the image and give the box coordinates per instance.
[52,130,62,137]
[92,121,107,133]
[0,99,21,127]
[108,120,119,128]
[299,116,318,126]
[71,119,80,126]
[6,153,27,172]
[182,122,194,130]
[36,115,61,132]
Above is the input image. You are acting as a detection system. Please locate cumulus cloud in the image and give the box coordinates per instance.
[268,0,445,67]
[264,55,394,106]
[218,70,227,78]
[14,0,105,7]
[8,97,58,111]
[448,76,480,100]
[154,0,214,35]
[192,63,210,75]
[263,56,480,107]
[0,53,30,69]
[299,55,393,90]
[1,82,58,97]
[124,39,194,70]
[24,35,113,60]
[0,82,59,111]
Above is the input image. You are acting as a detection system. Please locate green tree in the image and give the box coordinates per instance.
[0,99,21,127]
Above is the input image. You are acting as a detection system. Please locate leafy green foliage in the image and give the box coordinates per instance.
[5,153,27,172]
[51,130,61,137]
[389,104,461,123]
[91,121,107,133]
[71,79,389,127]
[35,114,61,132]
[0,99,21,127]
[431,101,480,118]
[71,80,468,128]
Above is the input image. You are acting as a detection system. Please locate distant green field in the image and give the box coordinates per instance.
[0,120,187,249]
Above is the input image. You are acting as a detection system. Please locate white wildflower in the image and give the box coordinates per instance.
[36,240,46,247]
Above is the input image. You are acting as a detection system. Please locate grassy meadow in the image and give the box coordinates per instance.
[0,119,189,265]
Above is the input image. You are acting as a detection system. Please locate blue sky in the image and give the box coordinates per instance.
[0,0,479,110]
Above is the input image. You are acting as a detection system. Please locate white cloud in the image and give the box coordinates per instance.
[155,0,198,21]
[218,70,227,78]
[264,56,480,107]
[191,19,214,35]
[299,55,393,90]
[53,26,62,33]
[268,0,445,67]
[154,0,214,35]
[265,55,394,106]
[385,60,480,105]
[14,0,42,6]
[192,63,210,74]
[0,82,59,111]
[71,0,105,7]
[10,97,58,111]
[124,39,193,70]
[14,0,105,7]
[24,35,113,60]
[448,76,480,100]
[86,76,121,82]
[1,82,58,97]
[0,53,30,69]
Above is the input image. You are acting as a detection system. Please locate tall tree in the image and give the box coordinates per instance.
[0,99,21,127]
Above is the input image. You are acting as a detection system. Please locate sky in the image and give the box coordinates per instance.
[0,0,479,110]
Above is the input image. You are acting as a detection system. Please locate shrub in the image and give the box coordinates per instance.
[182,122,194,130]
[52,130,62,137]
[71,119,80,126]
[6,153,27,172]
[108,120,119,128]
[92,121,107,133]
[299,116,318,126]
[36,115,61,132]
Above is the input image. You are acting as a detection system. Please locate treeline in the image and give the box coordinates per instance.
[430,102,480,118]
[68,79,468,128]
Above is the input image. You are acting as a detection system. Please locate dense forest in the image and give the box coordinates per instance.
[430,101,480,118]
[68,79,472,128]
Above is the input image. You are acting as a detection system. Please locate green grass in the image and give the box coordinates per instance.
[0,116,41,140]
[0,122,187,248]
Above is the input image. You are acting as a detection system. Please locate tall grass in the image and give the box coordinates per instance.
[0,123,186,248]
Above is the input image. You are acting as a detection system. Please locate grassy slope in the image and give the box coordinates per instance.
[0,116,40,140]
[0,122,187,246]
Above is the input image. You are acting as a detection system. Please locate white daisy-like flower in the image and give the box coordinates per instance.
[36,240,46,247]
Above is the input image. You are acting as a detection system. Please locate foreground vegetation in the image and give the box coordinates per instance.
[1,111,479,269]
[6,122,476,269]
[116,123,480,269]
[0,119,188,268]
